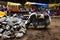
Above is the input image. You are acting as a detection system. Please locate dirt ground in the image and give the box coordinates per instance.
[0,17,60,40]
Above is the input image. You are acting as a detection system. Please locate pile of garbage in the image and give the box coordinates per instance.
[0,14,26,38]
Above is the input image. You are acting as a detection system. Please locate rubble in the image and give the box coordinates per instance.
[0,14,26,38]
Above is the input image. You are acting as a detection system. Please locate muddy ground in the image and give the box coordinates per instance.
[0,17,60,40]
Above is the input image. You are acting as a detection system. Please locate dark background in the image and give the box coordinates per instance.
[0,0,60,4]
